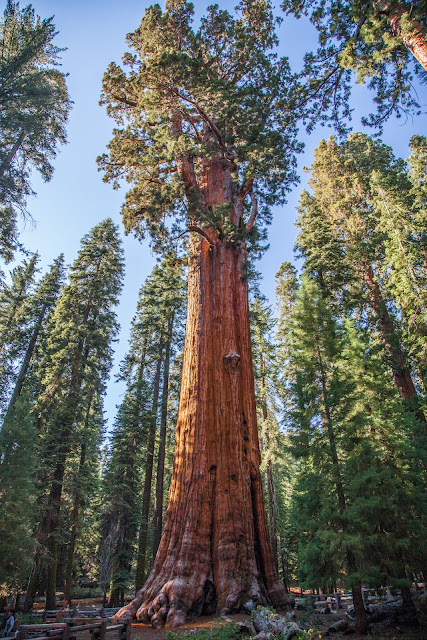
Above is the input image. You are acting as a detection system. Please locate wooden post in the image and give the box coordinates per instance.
[99,619,107,640]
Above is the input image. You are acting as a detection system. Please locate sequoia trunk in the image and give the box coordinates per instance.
[364,265,426,423]
[115,159,289,628]
[375,1,427,70]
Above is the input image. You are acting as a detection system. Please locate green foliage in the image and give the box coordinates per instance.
[0,0,71,250]
[296,132,427,398]
[251,296,295,582]
[0,252,38,407]
[100,254,186,601]
[98,0,302,250]
[23,220,124,605]
[282,0,426,134]
[0,391,37,594]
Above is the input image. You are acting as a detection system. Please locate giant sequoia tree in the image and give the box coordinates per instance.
[100,0,300,627]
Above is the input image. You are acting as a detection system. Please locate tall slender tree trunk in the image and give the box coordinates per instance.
[0,130,26,178]
[116,157,289,628]
[316,342,368,635]
[375,0,427,70]
[110,343,148,607]
[364,265,426,423]
[3,303,47,424]
[135,335,164,591]
[64,423,89,604]
[25,338,91,611]
[153,315,174,558]
[266,459,279,572]
[259,352,279,572]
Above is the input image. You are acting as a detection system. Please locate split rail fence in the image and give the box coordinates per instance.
[14,616,130,640]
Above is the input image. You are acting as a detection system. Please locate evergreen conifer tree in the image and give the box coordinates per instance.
[282,0,427,133]
[2,254,65,425]
[100,0,300,625]
[25,219,124,611]
[100,255,186,606]
[295,134,426,423]
[0,0,71,238]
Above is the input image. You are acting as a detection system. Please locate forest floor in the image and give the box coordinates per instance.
[129,610,425,640]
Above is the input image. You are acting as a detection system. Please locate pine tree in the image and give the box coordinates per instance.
[135,257,186,590]
[0,256,65,596]
[2,254,65,425]
[282,0,427,133]
[296,134,426,423]
[250,298,281,572]
[286,270,426,631]
[369,137,427,391]
[100,0,300,626]
[0,252,38,408]
[0,1,71,234]
[25,219,124,611]
[0,389,37,595]
[100,256,186,606]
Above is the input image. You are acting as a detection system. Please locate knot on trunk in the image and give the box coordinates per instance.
[223,350,241,369]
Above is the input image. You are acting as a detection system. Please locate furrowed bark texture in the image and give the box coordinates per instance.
[116,158,289,628]
[364,265,426,424]
[375,0,427,70]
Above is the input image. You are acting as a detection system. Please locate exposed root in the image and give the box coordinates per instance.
[114,572,292,629]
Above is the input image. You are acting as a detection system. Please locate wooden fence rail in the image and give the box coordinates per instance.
[16,617,130,640]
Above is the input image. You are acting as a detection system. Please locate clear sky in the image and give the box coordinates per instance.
[8,0,427,429]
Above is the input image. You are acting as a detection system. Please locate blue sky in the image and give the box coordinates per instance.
[8,0,427,428]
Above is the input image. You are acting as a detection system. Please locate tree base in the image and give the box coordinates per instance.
[114,573,292,628]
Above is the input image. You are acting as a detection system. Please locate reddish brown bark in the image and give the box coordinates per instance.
[116,156,290,628]
[375,1,427,70]
[363,265,426,423]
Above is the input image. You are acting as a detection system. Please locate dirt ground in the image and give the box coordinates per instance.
[129,609,425,640]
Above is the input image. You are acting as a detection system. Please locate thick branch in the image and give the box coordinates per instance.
[246,190,258,232]
[170,89,224,147]
[240,176,254,201]
[0,130,26,178]
[175,225,215,245]
[374,1,427,70]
